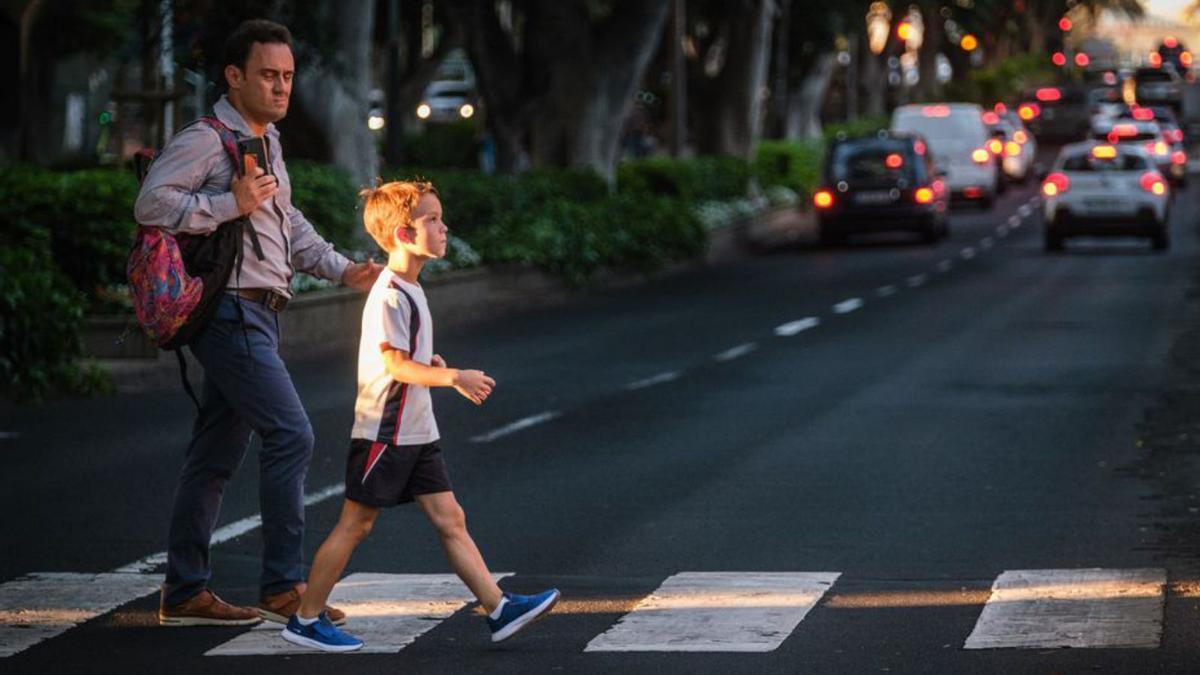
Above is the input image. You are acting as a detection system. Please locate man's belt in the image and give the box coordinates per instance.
[231,288,289,312]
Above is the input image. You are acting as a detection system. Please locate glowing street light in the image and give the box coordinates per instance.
[960,34,978,52]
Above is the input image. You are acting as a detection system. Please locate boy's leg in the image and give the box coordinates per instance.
[297,499,381,619]
[414,491,503,612]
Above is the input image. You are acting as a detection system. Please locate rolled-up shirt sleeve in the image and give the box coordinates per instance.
[287,203,352,282]
[133,125,242,233]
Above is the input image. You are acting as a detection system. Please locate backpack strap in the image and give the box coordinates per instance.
[194,116,266,262]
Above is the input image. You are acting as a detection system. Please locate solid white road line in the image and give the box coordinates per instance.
[832,298,863,314]
[470,411,561,443]
[907,274,928,288]
[875,285,898,298]
[207,573,511,656]
[626,371,682,391]
[960,247,976,260]
[0,431,19,440]
[585,571,840,652]
[1008,215,1021,227]
[996,225,1009,237]
[0,572,162,658]
[774,318,820,337]
[963,568,1166,650]
[937,260,954,273]
[714,343,758,362]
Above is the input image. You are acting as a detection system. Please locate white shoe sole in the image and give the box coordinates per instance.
[279,626,363,653]
[491,591,560,643]
[159,614,262,627]
[260,608,347,626]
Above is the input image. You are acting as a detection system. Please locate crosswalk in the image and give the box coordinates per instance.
[0,568,1170,658]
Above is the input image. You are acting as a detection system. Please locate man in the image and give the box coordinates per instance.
[134,19,382,626]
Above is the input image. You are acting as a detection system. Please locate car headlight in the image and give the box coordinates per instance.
[416,103,431,119]
[459,103,475,119]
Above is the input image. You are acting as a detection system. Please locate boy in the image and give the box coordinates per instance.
[280,181,560,652]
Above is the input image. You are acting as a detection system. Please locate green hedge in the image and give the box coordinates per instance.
[754,140,824,198]
[286,160,360,250]
[403,121,479,169]
[617,155,750,202]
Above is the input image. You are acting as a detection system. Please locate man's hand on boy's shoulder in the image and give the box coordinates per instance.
[341,261,384,291]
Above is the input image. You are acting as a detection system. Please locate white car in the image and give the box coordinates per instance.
[1041,142,1170,251]
[891,103,999,208]
[984,110,1037,183]
[1088,119,1174,185]
[416,80,477,123]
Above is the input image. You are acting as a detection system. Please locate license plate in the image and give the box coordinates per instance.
[1079,200,1127,213]
[855,190,894,205]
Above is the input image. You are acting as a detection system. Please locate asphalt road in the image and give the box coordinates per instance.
[4,167,1200,673]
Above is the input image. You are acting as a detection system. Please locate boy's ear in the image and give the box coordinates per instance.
[394,225,414,245]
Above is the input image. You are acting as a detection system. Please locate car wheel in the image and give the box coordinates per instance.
[980,192,995,210]
[1152,228,1170,251]
[1044,230,1064,252]
[818,224,844,247]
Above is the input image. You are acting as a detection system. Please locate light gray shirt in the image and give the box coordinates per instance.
[133,96,351,296]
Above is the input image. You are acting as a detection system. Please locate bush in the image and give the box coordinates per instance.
[0,243,109,403]
[945,52,1058,106]
[754,140,824,198]
[822,115,890,144]
[617,155,750,202]
[403,121,480,169]
[287,160,360,250]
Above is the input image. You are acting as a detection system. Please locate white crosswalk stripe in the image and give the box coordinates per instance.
[0,572,161,658]
[206,572,511,656]
[963,568,1166,650]
[584,571,839,652]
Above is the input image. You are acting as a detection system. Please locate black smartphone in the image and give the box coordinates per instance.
[236,137,271,177]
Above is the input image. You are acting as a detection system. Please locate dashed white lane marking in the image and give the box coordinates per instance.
[774,317,820,337]
[960,247,976,260]
[907,274,928,288]
[963,568,1166,650]
[832,298,863,315]
[937,260,954,273]
[626,371,682,391]
[470,411,562,443]
[1017,204,1033,218]
[996,224,1009,237]
[0,431,19,440]
[585,571,840,653]
[0,572,162,658]
[875,285,898,298]
[1008,215,1021,227]
[980,237,994,249]
[207,573,512,656]
[714,343,758,362]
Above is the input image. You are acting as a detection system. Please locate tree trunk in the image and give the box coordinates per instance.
[287,0,377,187]
[18,0,52,164]
[785,51,834,140]
[860,35,887,118]
[916,3,943,102]
[694,0,775,159]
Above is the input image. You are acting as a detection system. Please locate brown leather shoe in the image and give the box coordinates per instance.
[159,589,263,627]
[258,582,346,626]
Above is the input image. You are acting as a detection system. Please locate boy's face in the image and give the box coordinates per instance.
[397,193,448,259]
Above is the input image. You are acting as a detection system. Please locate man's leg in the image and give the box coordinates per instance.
[297,499,380,619]
[414,491,503,612]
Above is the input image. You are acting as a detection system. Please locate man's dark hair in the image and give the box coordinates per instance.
[223,19,292,71]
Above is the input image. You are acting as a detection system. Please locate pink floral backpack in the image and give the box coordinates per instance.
[127,117,262,351]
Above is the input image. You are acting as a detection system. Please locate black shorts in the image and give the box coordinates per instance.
[344,439,453,507]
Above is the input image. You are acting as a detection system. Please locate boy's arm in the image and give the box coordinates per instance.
[382,348,494,405]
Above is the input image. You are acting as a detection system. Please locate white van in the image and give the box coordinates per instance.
[891,103,999,208]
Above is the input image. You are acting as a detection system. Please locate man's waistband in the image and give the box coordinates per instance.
[228,288,289,312]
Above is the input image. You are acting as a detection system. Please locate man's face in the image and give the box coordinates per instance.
[226,42,294,124]
[399,194,448,259]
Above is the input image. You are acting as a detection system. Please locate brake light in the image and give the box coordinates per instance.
[988,139,1003,155]
[814,189,834,209]
[914,140,926,156]
[885,153,903,169]
[922,105,951,118]
[1145,141,1169,156]
[1018,103,1040,120]
[1150,52,1163,67]
[1042,172,1069,196]
[1014,130,1029,144]
[1140,172,1167,195]
[1132,107,1154,120]
[1036,87,1062,102]
[1169,129,1184,142]
[914,186,935,204]
[1165,37,1179,49]
[1112,124,1138,137]
[982,111,1000,125]
[1092,145,1118,159]
[1183,51,1194,67]
[972,148,991,164]
[994,103,1008,114]
[1005,141,1021,157]
[1173,150,1187,165]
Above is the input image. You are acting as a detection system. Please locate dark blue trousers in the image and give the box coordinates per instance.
[163,294,314,606]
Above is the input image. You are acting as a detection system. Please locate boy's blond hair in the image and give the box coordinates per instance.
[359,180,438,252]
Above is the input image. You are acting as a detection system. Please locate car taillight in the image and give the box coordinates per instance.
[1005,141,1021,156]
[972,148,991,164]
[1014,130,1029,144]
[1140,172,1167,195]
[1018,103,1040,120]
[1132,107,1155,121]
[814,189,835,209]
[1145,141,1169,156]
[1173,150,1187,165]
[987,139,1003,155]
[914,186,935,204]
[1042,172,1069,196]
[1170,129,1185,142]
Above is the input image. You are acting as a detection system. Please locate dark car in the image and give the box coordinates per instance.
[1016,85,1091,141]
[813,133,949,245]
[1134,66,1183,109]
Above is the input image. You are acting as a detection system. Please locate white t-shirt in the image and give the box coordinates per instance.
[351,269,440,445]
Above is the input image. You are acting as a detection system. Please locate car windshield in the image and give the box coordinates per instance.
[893,112,984,142]
[1061,153,1149,171]
[830,141,913,181]
[1137,70,1175,83]
[1091,130,1159,142]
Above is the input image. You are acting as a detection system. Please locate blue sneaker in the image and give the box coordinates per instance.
[488,589,561,643]
[280,612,363,653]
